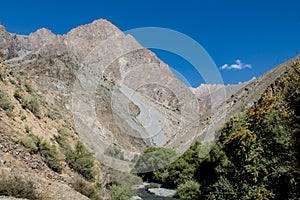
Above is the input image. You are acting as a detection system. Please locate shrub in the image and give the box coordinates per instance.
[0,89,14,117]
[18,134,63,172]
[14,89,41,118]
[0,174,42,199]
[24,125,31,133]
[18,134,39,153]
[13,88,23,101]
[22,95,41,118]
[206,176,237,199]
[8,78,17,85]
[45,111,58,120]
[55,128,96,179]
[65,141,95,180]
[0,65,7,81]
[54,128,71,154]
[176,180,201,200]
[24,82,34,93]
[104,145,125,160]
[38,140,63,173]
[71,176,100,200]
[20,115,26,120]
[110,184,136,200]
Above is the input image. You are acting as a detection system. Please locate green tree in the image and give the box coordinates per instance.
[134,147,177,181]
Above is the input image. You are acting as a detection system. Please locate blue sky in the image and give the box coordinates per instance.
[1,0,300,87]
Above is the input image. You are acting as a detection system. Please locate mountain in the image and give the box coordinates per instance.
[1,19,299,157]
[0,19,203,170]
[190,79,254,110]
[0,18,299,199]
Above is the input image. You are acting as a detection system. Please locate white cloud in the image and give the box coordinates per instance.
[220,59,251,70]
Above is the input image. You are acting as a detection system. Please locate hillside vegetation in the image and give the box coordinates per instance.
[0,53,103,199]
[138,60,300,199]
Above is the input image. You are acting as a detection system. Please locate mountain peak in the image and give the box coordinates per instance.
[32,27,54,36]
[29,27,56,41]
[66,18,122,38]
[91,18,113,25]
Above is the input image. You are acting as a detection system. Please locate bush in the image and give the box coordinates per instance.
[206,176,237,199]
[104,145,125,160]
[71,176,100,200]
[18,134,63,172]
[14,89,41,118]
[0,65,7,81]
[176,180,201,200]
[13,88,23,101]
[22,95,41,118]
[18,134,39,153]
[8,78,17,85]
[110,184,136,200]
[0,89,14,117]
[55,129,96,180]
[24,82,34,93]
[0,174,42,199]
[45,111,59,120]
[65,141,95,180]
[21,115,26,120]
[39,140,63,173]
[54,128,71,154]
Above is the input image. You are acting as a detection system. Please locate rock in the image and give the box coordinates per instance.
[148,188,176,198]
[130,196,143,200]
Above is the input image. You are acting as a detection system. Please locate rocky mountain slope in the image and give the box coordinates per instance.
[0,19,202,168]
[1,19,299,171]
[190,79,253,109]
[0,54,99,199]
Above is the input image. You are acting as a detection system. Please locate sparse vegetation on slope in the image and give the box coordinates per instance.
[0,53,103,199]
